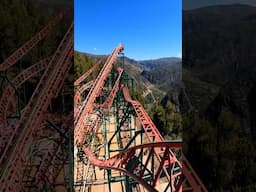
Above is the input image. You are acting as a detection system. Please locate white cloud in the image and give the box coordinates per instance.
[93,48,97,51]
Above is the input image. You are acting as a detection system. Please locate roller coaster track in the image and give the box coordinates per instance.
[0,11,66,135]
[74,80,94,106]
[74,44,124,145]
[121,85,207,191]
[0,10,207,190]
[0,22,73,191]
[74,44,207,192]
[120,84,182,191]
[74,58,104,86]
[0,56,52,129]
[0,57,52,157]
[75,46,179,191]
[22,111,72,190]
[78,80,95,96]
[121,85,166,142]
[100,66,123,109]
[0,13,64,71]
[74,59,103,113]
[74,80,94,119]
[31,118,71,188]
[0,11,66,130]
[82,142,181,192]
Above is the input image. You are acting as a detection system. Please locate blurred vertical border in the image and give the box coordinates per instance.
[182,0,256,191]
[0,0,74,191]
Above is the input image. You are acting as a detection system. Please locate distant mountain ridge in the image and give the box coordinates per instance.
[138,57,181,70]
[74,51,182,102]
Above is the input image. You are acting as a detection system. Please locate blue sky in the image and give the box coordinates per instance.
[75,0,181,60]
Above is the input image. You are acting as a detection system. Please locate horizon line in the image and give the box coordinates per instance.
[75,49,182,61]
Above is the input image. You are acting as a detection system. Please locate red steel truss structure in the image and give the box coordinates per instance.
[0,12,73,191]
[74,44,124,144]
[0,11,208,191]
[74,44,208,192]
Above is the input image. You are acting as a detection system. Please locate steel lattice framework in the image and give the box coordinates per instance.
[0,12,73,191]
[0,11,208,192]
[74,45,208,192]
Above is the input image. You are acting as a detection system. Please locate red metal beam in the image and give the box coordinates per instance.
[74,80,94,106]
[0,56,52,129]
[121,84,182,191]
[74,58,104,86]
[0,13,64,71]
[82,141,182,192]
[74,44,124,145]
[182,155,208,192]
[73,45,207,192]
[100,66,123,108]
[0,23,73,191]
[122,84,207,192]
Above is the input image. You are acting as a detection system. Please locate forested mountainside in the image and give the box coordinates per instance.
[182,4,256,191]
